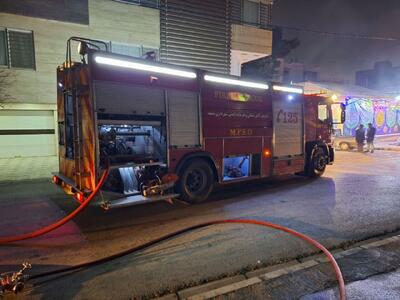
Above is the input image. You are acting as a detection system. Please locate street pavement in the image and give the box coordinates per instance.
[0,150,399,299]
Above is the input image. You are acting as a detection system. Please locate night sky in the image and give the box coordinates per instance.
[273,0,400,83]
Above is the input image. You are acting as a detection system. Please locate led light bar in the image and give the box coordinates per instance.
[204,75,269,90]
[94,56,197,79]
[273,85,303,94]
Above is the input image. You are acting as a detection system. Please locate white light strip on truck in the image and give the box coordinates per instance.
[272,85,303,94]
[94,56,197,79]
[204,75,269,90]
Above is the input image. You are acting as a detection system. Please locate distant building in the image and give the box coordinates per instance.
[282,62,319,84]
[282,61,350,85]
[355,61,400,94]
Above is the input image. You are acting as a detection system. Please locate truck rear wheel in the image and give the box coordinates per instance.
[177,159,214,204]
[307,148,326,177]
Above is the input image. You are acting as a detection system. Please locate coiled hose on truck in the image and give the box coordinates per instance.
[0,168,346,300]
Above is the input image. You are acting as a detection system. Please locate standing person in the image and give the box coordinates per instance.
[355,124,365,152]
[366,123,376,153]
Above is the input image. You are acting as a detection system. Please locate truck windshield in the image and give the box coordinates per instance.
[330,103,344,124]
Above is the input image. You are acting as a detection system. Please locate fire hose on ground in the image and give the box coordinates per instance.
[0,168,346,300]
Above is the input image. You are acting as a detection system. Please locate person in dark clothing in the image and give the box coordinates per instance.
[355,124,365,152]
[366,123,376,153]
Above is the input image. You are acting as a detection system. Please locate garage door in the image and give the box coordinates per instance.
[0,110,56,158]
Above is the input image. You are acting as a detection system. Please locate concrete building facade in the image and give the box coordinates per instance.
[0,0,160,178]
[160,0,273,76]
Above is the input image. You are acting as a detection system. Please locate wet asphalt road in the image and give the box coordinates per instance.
[0,150,399,299]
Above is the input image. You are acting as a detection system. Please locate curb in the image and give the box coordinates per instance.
[335,147,400,152]
[374,147,400,151]
[154,233,400,300]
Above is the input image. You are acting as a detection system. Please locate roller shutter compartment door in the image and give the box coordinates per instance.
[273,99,304,157]
[168,90,200,148]
[94,81,165,116]
[0,110,55,158]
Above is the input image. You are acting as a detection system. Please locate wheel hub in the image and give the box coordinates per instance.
[315,155,326,171]
[186,169,205,193]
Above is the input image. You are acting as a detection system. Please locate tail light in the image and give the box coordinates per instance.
[161,173,179,184]
[52,175,60,185]
[75,192,85,203]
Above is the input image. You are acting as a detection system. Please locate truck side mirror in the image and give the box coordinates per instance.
[340,103,346,124]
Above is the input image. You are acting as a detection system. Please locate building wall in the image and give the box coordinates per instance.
[160,0,231,74]
[0,0,159,163]
[0,0,89,25]
[231,24,272,54]
[229,0,273,75]
[0,0,160,105]
[159,0,273,76]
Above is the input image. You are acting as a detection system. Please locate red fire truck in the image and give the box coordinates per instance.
[53,38,343,207]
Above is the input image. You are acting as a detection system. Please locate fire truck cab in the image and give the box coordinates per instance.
[53,38,343,207]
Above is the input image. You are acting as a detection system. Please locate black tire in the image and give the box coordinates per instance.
[307,148,327,177]
[176,159,214,204]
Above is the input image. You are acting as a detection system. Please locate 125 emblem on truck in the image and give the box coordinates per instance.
[276,109,299,124]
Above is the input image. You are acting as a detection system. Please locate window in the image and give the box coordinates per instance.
[0,28,35,69]
[318,104,328,122]
[64,92,75,159]
[242,0,260,25]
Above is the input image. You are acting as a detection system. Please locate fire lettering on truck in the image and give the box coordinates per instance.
[276,109,299,124]
[229,128,253,136]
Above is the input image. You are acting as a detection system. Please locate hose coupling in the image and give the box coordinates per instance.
[0,262,31,296]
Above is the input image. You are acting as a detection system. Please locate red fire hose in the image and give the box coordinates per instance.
[0,168,346,299]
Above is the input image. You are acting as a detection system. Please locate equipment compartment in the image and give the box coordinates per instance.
[223,155,250,181]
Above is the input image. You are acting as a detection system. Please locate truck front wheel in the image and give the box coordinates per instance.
[307,147,327,177]
[177,159,214,204]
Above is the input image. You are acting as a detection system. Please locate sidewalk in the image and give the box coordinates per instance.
[303,268,400,299]
[374,142,400,151]
[153,233,400,300]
